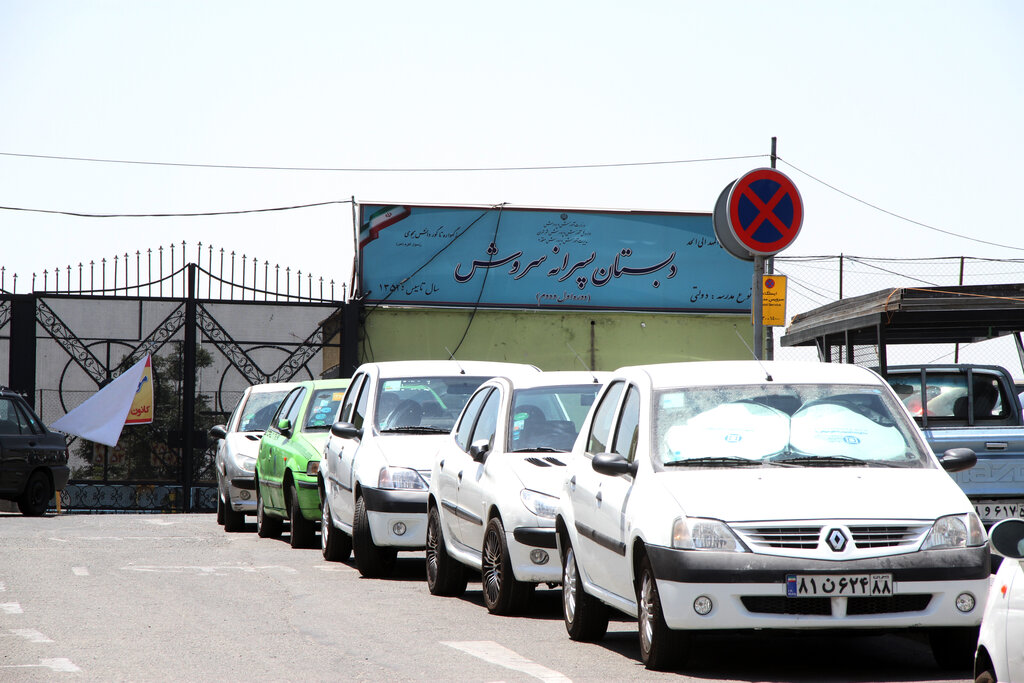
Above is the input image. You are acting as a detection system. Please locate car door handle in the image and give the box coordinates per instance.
[457,470,463,481]
[439,459,445,469]
[569,476,576,491]
[985,442,1008,450]
[595,490,602,503]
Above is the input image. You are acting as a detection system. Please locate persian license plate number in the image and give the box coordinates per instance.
[786,573,893,597]
[974,500,1024,522]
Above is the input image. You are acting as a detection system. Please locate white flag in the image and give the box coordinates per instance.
[51,355,151,447]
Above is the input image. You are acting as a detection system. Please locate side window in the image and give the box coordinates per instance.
[13,402,40,435]
[587,381,625,455]
[0,398,20,434]
[469,389,501,451]
[973,373,1008,421]
[353,380,370,430]
[339,374,365,424]
[455,388,491,452]
[284,388,306,427]
[612,385,641,462]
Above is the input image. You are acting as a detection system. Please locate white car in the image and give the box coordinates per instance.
[975,518,1024,683]
[555,360,990,671]
[319,360,538,577]
[210,382,294,531]
[426,371,607,614]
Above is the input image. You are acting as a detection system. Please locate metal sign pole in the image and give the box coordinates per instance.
[753,255,765,360]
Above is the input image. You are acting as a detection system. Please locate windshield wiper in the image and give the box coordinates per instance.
[770,454,871,467]
[380,426,450,434]
[511,447,566,453]
[664,456,763,467]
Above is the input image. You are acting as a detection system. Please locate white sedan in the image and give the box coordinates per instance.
[975,518,1024,683]
[556,360,990,671]
[426,371,606,614]
[319,360,537,577]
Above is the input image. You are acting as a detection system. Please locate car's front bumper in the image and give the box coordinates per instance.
[508,526,560,583]
[362,487,428,548]
[646,545,990,631]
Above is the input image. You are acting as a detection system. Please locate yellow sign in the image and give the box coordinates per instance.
[761,275,788,327]
[125,355,155,425]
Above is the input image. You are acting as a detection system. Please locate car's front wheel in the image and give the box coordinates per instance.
[222,492,245,532]
[929,626,980,671]
[352,494,396,578]
[255,478,282,539]
[425,504,466,596]
[216,489,225,525]
[289,482,317,549]
[17,471,51,517]
[562,541,608,641]
[482,516,534,614]
[321,496,351,562]
[637,554,687,671]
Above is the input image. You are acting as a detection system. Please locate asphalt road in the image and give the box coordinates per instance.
[0,513,975,683]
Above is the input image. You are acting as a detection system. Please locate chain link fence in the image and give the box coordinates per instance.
[773,256,1024,381]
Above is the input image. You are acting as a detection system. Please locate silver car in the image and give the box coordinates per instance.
[211,382,293,531]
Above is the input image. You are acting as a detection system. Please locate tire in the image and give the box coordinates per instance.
[222,493,246,533]
[975,671,995,683]
[561,542,608,641]
[352,494,396,577]
[481,516,534,614]
[289,481,317,549]
[929,626,979,671]
[17,471,51,517]
[637,554,687,671]
[425,504,467,596]
[216,490,225,525]
[321,496,351,562]
[255,479,282,539]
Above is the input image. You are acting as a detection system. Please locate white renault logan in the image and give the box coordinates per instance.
[556,361,989,671]
[319,360,537,577]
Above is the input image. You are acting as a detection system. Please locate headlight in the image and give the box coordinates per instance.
[306,460,320,476]
[377,466,428,490]
[672,517,747,552]
[237,456,256,473]
[921,512,987,550]
[520,489,559,519]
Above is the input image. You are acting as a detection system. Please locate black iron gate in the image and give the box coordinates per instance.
[1,246,358,513]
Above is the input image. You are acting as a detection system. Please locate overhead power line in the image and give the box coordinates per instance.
[0,150,766,173]
[0,199,352,218]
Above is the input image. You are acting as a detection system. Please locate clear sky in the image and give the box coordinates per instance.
[2,1,1022,304]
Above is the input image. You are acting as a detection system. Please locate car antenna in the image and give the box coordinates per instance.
[733,326,773,382]
[444,346,466,374]
[567,343,600,383]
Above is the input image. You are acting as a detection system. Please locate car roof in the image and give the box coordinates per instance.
[615,361,882,390]
[245,382,298,394]
[360,360,539,379]
[492,370,610,390]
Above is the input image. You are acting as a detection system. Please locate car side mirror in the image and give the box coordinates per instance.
[330,421,362,440]
[276,418,292,436]
[209,424,227,440]
[939,447,977,473]
[989,518,1024,559]
[470,439,490,463]
[592,451,638,477]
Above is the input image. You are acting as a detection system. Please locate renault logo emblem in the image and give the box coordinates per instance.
[827,528,848,552]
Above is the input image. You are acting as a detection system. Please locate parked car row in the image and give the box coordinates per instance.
[209,360,1022,675]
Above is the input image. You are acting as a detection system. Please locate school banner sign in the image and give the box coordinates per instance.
[358,204,752,313]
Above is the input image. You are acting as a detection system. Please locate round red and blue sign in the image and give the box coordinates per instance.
[721,168,803,257]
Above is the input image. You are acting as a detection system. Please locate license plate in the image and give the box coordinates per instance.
[974,500,1024,522]
[786,574,893,597]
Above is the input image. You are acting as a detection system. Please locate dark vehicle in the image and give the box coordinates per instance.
[0,387,70,516]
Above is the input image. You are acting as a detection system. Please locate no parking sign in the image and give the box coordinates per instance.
[713,168,803,260]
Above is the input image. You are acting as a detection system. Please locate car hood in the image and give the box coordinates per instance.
[225,432,263,459]
[375,432,451,471]
[657,467,972,522]
[506,452,572,497]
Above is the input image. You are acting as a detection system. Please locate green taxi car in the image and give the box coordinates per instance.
[255,378,349,548]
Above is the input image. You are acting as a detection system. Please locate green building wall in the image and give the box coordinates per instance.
[356,307,755,371]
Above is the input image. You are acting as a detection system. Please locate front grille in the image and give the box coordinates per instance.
[742,596,831,615]
[742,594,932,616]
[740,526,822,549]
[849,525,928,549]
[846,594,931,615]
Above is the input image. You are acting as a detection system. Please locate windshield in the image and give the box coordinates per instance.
[654,383,933,468]
[237,390,290,432]
[303,388,348,431]
[376,376,490,432]
[508,384,600,452]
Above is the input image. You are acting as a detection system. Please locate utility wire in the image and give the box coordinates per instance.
[0,199,352,218]
[0,150,766,173]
